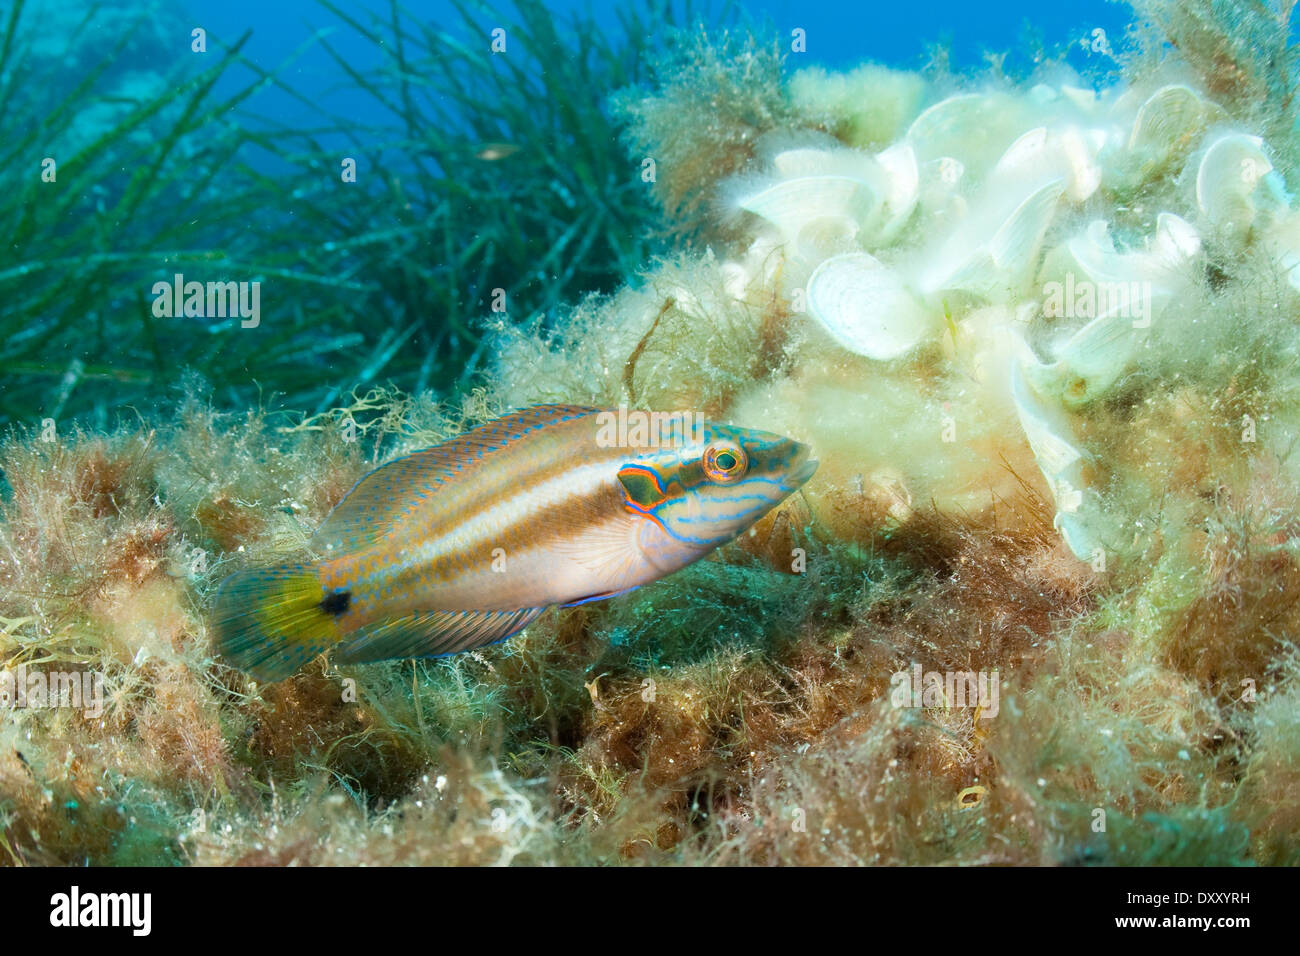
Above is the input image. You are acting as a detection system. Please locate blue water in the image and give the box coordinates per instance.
[190,0,1132,72]
[187,0,1133,148]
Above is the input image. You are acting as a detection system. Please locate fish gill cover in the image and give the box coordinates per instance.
[0,0,1297,868]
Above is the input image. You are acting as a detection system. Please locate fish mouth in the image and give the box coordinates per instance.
[783,443,819,489]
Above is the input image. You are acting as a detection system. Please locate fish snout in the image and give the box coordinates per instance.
[782,440,819,491]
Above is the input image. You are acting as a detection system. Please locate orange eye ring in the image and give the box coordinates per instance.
[702,443,748,483]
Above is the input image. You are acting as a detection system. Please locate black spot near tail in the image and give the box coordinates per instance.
[320,590,351,616]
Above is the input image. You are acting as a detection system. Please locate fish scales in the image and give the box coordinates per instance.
[322,411,633,617]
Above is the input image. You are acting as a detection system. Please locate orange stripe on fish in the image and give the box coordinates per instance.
[213,404,817,681]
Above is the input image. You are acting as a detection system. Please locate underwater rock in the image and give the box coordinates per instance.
[12,0,186,154]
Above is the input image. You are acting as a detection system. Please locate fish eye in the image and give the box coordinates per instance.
[702,442,748,483]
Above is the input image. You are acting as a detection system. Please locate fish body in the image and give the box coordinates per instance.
[214,404,817,681]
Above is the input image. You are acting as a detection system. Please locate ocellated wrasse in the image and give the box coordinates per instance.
[213,404,817,681]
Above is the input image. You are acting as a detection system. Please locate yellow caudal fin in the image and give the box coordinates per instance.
[212,562,343,682]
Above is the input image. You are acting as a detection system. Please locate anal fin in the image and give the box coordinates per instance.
[333,607,545,664]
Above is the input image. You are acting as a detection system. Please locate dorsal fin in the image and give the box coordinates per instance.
[312,404,600,554]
